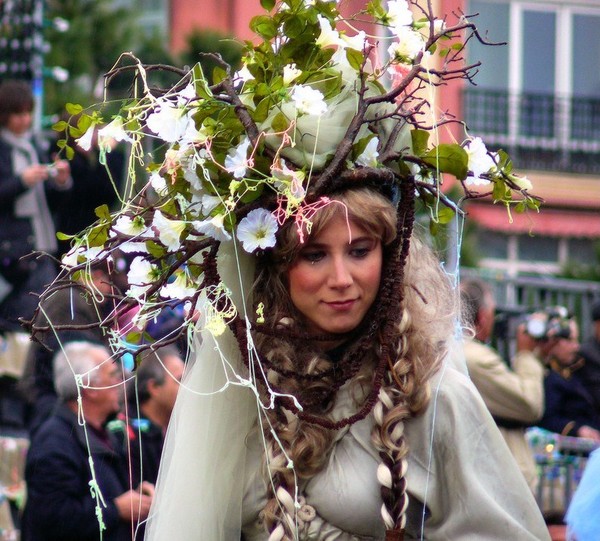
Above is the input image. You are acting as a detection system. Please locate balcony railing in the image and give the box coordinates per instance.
[463,89,600,174]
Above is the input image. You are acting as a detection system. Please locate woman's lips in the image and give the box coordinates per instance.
[325,299,356,311]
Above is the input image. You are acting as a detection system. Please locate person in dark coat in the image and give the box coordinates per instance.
[21,341,154,541]
[538,318,600,441]
[577,300,600,415]
[0,79,71,331]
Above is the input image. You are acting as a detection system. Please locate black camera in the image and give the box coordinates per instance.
[524,306,572,340]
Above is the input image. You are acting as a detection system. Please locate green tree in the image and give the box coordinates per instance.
[44,0,173,120]
[179,29,243,84]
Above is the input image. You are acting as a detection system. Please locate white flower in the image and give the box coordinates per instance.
[160,272,197,300]
[272,160,306,201]
[465,137,496,185]
[341,30,367,52]
[76,125,96,151]
[152,210,187,252]
[225,137,252,179]
[119,241,150,254]
[236,208,278,253]
[127,256,159,299]
[290,85,328,116]
[61,245,104,269]
[112,215,152,237]
[150,171,169,196]
[234,65,255,84]
[146,100,195,143]
[434,19,446,33]
[177,83,197,105]
[283,64,302,85]
[356,137,380,167]
[387,28,426,64]
[316,15,343,49]
[510,175,533,191]
[387,0,414,28]
[201,194,222,215]
[97,117,133,151]
[193,215,232,242]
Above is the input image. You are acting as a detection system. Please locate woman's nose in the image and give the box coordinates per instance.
[328,256,352,288]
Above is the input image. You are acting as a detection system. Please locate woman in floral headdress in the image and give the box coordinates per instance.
[40,1,548,540]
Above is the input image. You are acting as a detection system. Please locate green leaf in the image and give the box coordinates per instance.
[147,240,166,259]
[250,15,278,40]
[345,48,364,71]
[411,129,430,156]
[271,112,290,132]
[65,146,75,160]
[260,0,276,10]
[212,66,228,85]
[65,103,83,115]
[422,144,468,180]
[283,16,307,39]
[436,207,455,224]
[87,224,110,247]
[94,204,111,221]
[56,231,73,241]
[52,120,69,132]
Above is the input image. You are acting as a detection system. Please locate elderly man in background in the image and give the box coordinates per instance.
[21,341,153,541]
[460,278,546,492]
[122,345,185,486]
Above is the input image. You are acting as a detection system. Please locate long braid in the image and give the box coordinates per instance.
[372,300,439,539]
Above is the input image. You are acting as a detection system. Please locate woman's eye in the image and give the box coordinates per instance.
[301,251,324,263]
[350,246,371,258]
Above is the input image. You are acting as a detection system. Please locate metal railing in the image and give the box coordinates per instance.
[463,89,600,174]
[460,267,600,360]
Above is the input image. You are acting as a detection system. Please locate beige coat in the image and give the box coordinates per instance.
[242,364,550,540]
[463,338,545,492]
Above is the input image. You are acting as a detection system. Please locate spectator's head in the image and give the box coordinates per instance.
[545,319,580,367]
[592,300,600,340]
[54,342,123,424]
[460,278,496,342]
[0,80,34,134]
[129,346,185,429]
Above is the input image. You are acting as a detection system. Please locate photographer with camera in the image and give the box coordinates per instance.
[536,310,600,442]
[460,278,548,492]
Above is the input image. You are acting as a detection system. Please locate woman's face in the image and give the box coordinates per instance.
[287,213,383,339]
[6,110,33,135]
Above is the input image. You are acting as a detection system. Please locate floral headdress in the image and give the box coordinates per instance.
[32,0,537,358]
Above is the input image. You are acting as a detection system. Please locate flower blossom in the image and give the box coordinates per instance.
[193,215,232,242]
[146,100,195,143]
[356,137,380,167]
[112,215,152,238]
[127,256,159,299]
[97,117,133,151]
[465,137,497,185]
[225,137,252,179]
[61,244,105,269]
[272,160,306,202]
[150,171,169,197]
[152,210,187,252]
[236,208,279,253]
[387,0,414,28]
[160,272,197,300]
[283,64,302,86]
[316,15,343,49]
[290,85,328,116]
[76,125,96,151]
[387,28,426,64]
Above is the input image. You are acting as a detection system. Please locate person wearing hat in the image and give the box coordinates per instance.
[577,300,600,415]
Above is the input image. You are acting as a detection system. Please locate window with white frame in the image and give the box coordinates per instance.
[465,0,600,163]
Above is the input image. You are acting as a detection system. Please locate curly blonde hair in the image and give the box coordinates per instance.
[251,186,455,539]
